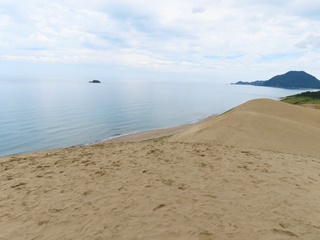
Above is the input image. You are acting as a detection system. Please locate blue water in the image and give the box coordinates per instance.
[0,78,304,156]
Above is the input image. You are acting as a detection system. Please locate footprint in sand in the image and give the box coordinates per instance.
[271,228,298,238]
[153,204,166,211]
[11,182,27,189]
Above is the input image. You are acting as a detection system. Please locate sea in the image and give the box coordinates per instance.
[0,78,305,157]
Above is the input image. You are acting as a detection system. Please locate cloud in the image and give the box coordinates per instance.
[0,0,320,80]
[296,34,320,49]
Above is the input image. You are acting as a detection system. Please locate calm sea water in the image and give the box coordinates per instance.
[0,78,304,157]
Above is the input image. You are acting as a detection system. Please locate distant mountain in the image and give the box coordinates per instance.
[235,80,265,86]
[234,71,320,89]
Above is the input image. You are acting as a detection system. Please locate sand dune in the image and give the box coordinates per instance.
[1,99,320,239]
[170,99,320,156]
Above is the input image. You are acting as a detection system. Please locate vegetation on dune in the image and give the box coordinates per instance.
[281,91,320,105]
[145,135,172,142]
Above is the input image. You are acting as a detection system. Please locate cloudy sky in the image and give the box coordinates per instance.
[1,0,319,82]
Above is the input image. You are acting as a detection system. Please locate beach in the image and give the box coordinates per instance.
[1,98,320,239]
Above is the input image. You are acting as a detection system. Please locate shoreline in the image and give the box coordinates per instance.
[1,115,218,158]
[104,114,218,143]
[0,96,300,157]
[2,96,311,157]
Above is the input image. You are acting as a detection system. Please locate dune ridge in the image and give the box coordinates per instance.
[1,98,320,239]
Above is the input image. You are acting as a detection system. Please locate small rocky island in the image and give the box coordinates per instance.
[89,80,101,83]
[233,71,320,89]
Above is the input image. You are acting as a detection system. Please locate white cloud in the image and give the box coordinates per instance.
[0,0,320,80]
[296,34,320,49]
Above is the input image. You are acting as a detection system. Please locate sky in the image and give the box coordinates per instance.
[0,0,320,82]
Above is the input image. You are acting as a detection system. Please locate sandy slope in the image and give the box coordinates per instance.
[1,99,320,240]
[170,99,320,157]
